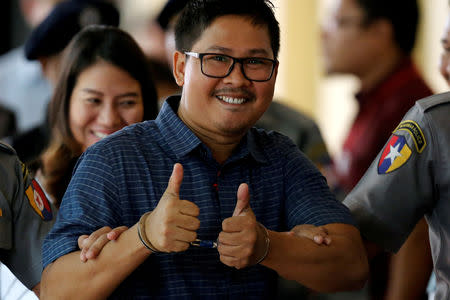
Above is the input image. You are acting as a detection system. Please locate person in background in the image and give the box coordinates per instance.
[297,5,450,300]
[40,0,368,298]
[322,0,433,194]
[0,0,57,136]
[11,0,121,165]
[38,24,159,206]
[343,8,450,299]
[343,93,449,300]
[298,94,449,300]
[321,0,433,299]
[0,140,132,297]
[1,7,154,296]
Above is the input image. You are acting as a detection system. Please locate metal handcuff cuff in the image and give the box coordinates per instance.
[138,212,270,264]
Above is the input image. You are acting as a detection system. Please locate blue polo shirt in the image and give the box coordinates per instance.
[43,96,355,299]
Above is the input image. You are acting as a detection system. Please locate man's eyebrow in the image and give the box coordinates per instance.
[247,49,271,56]
[204,46,232,53]
[205,46,272,57]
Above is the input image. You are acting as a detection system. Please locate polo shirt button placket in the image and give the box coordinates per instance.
[213,170,221,193]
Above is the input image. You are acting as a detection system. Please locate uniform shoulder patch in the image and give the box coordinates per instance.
[25,180,53,221]
[378,135,412,174]
[393,120,426,153]
[0,142,16,155]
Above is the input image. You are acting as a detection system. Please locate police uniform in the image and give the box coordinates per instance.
[343,92,450,300]
[0,142,55,290]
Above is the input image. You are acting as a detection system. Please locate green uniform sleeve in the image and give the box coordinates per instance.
[0,142,56,289]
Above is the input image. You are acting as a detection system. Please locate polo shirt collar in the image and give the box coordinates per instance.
[246,129,268,164]
[155,95,268,164]
[156,96,202,159]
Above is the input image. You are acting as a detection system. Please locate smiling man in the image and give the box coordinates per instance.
[40,0,368,298]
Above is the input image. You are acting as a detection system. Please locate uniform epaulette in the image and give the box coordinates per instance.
[416,92,450,112]
[0,142,16,155]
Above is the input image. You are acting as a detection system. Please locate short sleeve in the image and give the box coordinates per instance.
[344,106,435,252]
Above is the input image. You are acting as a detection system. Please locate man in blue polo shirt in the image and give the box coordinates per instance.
[40,0,368,298]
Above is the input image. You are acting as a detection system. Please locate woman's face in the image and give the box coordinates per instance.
[69,60,144,151]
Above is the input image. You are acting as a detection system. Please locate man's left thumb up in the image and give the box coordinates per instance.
[232,183,251,216]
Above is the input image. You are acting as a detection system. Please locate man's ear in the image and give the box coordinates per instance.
[173,51,186,87]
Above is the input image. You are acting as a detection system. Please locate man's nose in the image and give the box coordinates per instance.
[223,62,251,85]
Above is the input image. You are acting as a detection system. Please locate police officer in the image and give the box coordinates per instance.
[343,93,450,300]
[0,141,55,295]
[0,141,121,296]
[294,94,449,299]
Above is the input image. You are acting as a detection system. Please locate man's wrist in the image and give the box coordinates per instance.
[255,222,270,264]
[137,211,160,253]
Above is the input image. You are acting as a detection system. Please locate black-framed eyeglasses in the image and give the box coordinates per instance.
[184,52,277,82]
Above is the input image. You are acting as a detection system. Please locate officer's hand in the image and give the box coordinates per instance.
[218,183,267,269]
[145,163,200,252]
[290,224,331,245]
[78,226,128,262]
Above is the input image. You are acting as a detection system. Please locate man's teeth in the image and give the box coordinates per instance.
[217,95,246,104]
[93,132,109,139]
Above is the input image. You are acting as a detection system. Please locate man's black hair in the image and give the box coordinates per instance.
[174,0,280,59]
[356,0,419,54]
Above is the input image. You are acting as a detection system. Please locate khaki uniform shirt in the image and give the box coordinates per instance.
[0,142,55,289]
[344,92,450,300]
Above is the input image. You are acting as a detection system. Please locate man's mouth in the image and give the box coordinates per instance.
[216,95,247,104]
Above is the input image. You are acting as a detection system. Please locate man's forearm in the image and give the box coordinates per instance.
[261,224,368,293]
[41,224,151,300]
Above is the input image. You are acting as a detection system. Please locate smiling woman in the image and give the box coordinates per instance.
[68,60,145,152]
[39,25,159,206]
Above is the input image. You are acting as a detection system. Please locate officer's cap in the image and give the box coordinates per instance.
[156,0,189,30]
[25,0,120,60]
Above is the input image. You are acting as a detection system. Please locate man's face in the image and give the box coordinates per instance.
[174,15,277,140]
[439,15,450,86]
[321,0,374,75]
